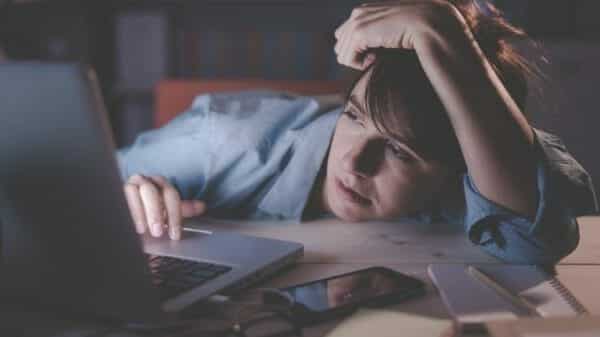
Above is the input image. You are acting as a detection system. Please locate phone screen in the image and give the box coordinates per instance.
[277,267,424,313]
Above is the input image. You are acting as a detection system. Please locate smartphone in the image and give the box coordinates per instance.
[263,266,426,324]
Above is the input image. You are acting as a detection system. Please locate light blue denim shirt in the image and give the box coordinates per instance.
[116,90,598,265]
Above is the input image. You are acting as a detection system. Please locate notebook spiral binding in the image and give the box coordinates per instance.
[546,274,589,315]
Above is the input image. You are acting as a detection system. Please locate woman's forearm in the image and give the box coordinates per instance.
[414,16,538,218]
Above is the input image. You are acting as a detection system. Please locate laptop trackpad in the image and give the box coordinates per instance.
[141,231,234,265]
[140,230,299,267]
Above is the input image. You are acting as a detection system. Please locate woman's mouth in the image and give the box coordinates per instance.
[335,178,371,206]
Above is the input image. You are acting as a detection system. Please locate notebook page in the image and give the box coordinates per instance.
[325,309,452,337]
[476,265,584,316]
[486,316,600,337]
[519,281,578,316]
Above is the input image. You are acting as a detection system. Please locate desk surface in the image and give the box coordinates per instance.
[184,215,600,336]
[3,216,600,337]
[185,216,600,265]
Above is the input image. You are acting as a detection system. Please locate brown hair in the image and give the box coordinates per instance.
[343,0,542,172]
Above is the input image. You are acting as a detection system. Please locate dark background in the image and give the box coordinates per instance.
[1,0,599,196]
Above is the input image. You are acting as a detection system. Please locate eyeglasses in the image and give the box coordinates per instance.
[160,304,301,337]
[232,303,302,337]
[164,290,303,337]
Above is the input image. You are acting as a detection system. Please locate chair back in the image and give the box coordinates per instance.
[154,79,345,128]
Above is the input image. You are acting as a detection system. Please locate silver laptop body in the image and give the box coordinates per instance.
[0,62,303,324]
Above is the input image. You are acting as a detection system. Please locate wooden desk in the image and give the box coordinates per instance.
[183,215,600,337]
[3,216,599,337]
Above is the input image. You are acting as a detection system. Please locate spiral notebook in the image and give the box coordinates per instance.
[427,264,588,324]
[485,315,600,337]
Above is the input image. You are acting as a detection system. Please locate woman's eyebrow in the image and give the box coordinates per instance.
[390,136,418,153]
[390,137,425,161]
[384,129,423,160]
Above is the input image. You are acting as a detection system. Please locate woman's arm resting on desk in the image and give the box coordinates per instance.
[463,129,598,264]
[334,1,597,264]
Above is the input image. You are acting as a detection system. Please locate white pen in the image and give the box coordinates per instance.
[467,265,540,317]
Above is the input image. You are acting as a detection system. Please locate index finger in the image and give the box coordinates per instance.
[147,176,182,240]
[335,4,366,40]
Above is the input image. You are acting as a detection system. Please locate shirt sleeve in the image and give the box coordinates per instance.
[463,129,598,265]
[114,90,337,218]
[115,94,216,200]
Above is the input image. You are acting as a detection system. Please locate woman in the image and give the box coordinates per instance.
[117,0,597,264]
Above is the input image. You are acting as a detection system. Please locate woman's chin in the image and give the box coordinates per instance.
[331,199,369,222]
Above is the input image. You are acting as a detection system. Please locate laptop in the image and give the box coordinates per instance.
[0,62,303,325]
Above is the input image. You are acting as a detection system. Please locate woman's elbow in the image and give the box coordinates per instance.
[477,219,580,266]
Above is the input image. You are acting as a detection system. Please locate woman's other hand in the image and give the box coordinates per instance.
[334,1,464,70]
[123,174,206,240]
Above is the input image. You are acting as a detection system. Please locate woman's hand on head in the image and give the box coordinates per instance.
[334,0,465,70]
[123,174,206,240]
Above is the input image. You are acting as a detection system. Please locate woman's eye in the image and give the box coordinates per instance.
[343,109,359,122]
[386,141,411,161]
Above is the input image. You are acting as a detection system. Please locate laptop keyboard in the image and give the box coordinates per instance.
[147,255,232,300]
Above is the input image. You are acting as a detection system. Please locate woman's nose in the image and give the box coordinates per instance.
[341,138,380,177]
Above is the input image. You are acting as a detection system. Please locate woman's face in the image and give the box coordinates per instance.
[321,72,449,222]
